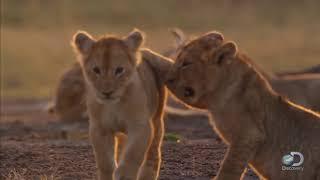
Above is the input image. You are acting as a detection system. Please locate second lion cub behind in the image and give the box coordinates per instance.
[72,29,167,180]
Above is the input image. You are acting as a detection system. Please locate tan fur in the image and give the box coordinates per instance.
[240,57,320,112]
[49,30,206,122]
[47,62,87,121]
[72,29,167,180]
[271,74,320,112]
[166,32,320,180]
[277,64,320,76]
[170,29,320,112]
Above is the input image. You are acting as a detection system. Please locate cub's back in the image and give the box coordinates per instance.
[271,74,320,112]
[137,56,166,117]
[54,63,86,115]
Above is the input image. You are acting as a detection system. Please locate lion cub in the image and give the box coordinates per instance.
[47,62,86,122]
[48,29,200,122]
[72,29,167,180]
[166,32,320,180]
[169,29,320,112]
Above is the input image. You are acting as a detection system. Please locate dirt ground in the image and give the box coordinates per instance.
[0,99,259,180]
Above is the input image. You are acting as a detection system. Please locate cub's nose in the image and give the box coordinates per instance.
[184,87,195,97]
[102,91,114,98]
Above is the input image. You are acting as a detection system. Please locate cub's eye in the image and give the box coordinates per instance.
[114,67,125,77]
[93,66,101,74]
[217,54,225,65]
[181,61,192,67]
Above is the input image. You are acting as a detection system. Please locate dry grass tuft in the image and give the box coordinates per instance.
[4,169,56,180]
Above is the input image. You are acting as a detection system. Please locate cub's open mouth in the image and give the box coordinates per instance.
[184,87,195,98]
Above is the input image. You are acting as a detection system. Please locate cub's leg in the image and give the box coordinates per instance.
[139,116,164,180]
[215,136,263,180]
[115,123,153,180]
[115,133,127,164]
[90,125,116,180]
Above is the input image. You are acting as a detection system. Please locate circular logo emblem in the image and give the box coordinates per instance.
[282,154,294,166]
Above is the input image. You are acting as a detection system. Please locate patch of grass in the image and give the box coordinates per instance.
[164,133,182,142]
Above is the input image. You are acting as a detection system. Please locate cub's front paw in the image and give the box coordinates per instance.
[139,166,158,180]
[114,169,136,180]
[114,175,134,180]
[97,172,113,180]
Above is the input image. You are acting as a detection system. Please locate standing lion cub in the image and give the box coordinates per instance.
[166,32,320,180]
[48,29,204,122]
[72,29,168,180]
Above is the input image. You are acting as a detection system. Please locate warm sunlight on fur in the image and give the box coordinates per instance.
[72,29,167,180]
[170,29,320,112]
[166,31,320,180]
[48,30,206,122]
[2,1,320,179]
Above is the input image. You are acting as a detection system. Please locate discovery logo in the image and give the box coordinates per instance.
[282,152,304,171]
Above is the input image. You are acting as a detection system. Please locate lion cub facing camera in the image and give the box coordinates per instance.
[72,29,167,180]
[166,32,320,180]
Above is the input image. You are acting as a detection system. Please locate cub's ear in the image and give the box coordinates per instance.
[204,31,224,43]
[125,29,145,52]
[72,31,95,55]
[170,27,187,48]
[212,41,238,65]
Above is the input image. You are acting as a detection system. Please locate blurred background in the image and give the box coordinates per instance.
[1,0,320,99]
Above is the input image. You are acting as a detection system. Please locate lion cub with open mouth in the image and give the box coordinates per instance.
[72,29,168,180]
[166,32,320,180]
